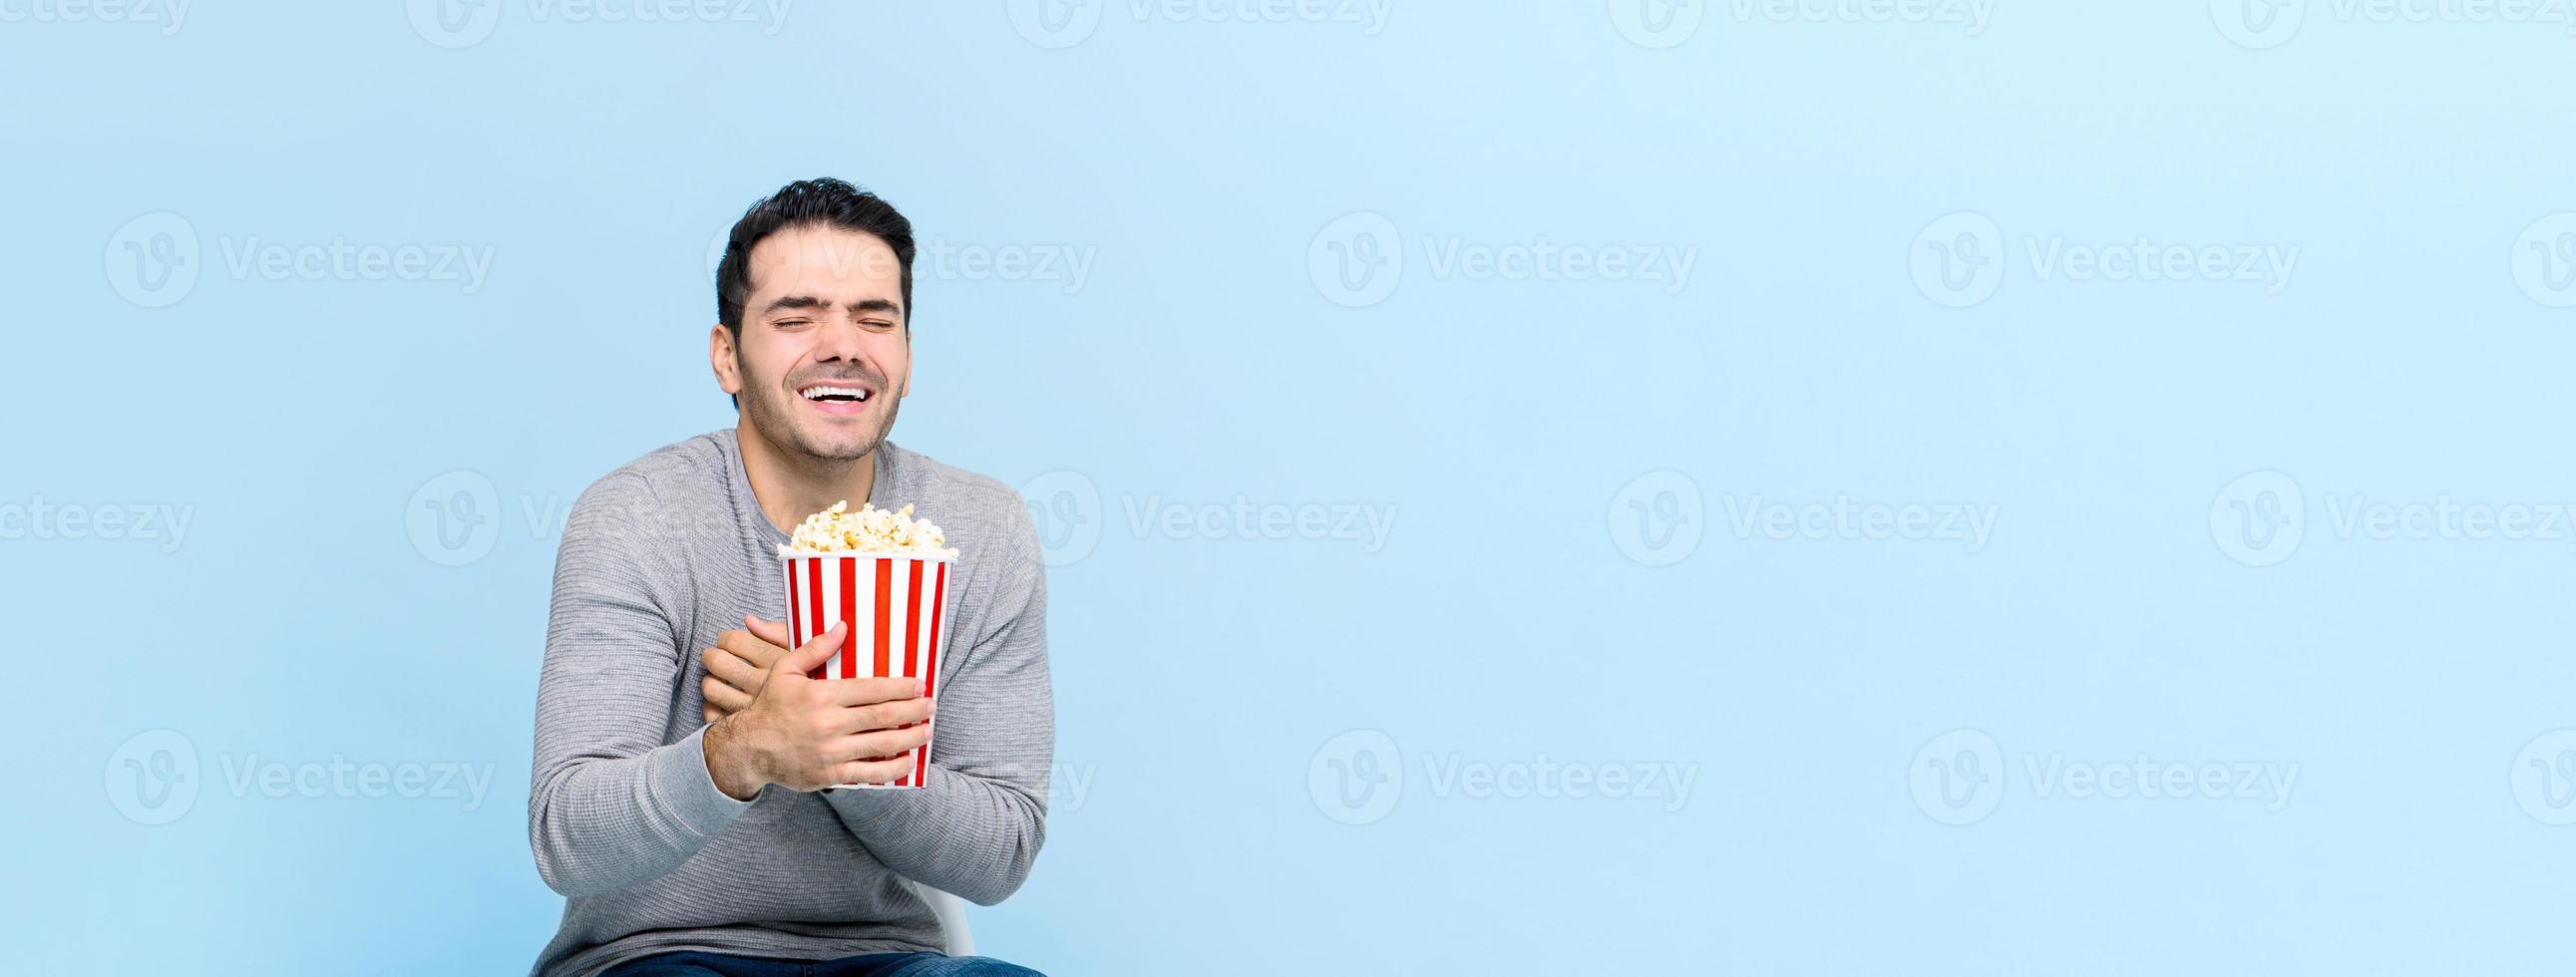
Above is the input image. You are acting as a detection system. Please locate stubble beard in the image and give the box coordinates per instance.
[741,368,902,466]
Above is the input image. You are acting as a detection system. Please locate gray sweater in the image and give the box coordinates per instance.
[527,430,1052,977]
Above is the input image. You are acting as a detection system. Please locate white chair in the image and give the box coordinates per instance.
[906,880,976,956]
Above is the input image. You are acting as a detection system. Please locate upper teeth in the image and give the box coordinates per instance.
[802,386,869,401]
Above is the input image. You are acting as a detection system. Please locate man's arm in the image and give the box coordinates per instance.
[528,476,753,898]
[823,502,1055,905]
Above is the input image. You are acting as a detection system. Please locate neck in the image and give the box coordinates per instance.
[737,418,877,535]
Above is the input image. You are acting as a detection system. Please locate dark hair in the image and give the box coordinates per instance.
[715,177,916,337]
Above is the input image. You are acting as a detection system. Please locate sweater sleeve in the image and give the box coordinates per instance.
[824,494,1055,905]
[528,475,754,898]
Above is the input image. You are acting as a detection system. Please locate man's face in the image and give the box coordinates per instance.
[714,223,910,463]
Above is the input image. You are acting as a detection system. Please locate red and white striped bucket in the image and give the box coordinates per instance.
[780,551,953,790]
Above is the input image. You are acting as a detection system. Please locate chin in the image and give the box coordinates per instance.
[795,429,883,462]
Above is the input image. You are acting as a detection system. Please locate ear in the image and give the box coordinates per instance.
[710,324,743,396]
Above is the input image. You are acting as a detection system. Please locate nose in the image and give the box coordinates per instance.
[807,316,868,369]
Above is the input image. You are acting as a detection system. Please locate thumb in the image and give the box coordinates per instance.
[776,622,847,679]
[744,614,793,648]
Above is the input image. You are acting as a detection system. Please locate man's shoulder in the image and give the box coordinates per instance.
[573,430,737,519]
[885,443,1033,553]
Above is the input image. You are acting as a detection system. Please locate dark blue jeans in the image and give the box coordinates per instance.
[599,950,1042,977]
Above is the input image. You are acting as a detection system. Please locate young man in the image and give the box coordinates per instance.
[527,178,1052,977]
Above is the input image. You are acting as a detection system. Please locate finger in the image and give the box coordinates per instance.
[777,622,845,678]
[827,696,934,736]
[715,629,785,671]
[744,614,794,649]
[826,676,927,708]
[701,674,755,717]
[701,644,766,693]
[833,724,934,764]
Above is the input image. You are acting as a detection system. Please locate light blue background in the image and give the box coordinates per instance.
[11,2,2576,974]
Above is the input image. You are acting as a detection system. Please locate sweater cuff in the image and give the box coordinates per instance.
[653,726,755,836]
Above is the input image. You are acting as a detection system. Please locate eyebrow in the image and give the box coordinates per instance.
[762,295,905,319]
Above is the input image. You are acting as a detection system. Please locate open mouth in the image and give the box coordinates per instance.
[798,383,875,415]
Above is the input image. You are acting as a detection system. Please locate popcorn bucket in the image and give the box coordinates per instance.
[780,551,953,789]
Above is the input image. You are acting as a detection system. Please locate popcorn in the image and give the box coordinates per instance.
[781,500,958,559]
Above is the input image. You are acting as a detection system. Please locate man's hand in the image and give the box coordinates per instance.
[702,622,934,800]
[701,615,795,724]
